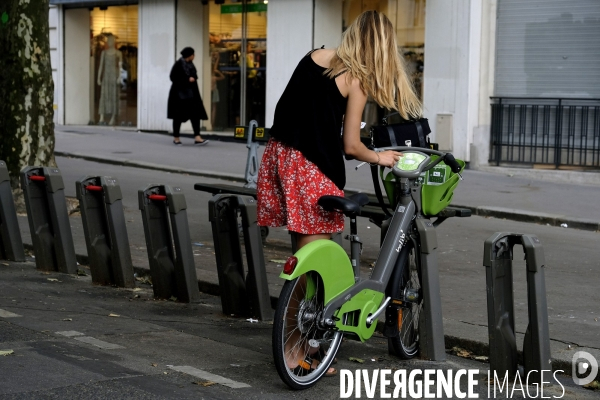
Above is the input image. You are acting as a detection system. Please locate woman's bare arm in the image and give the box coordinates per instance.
[342,78,401,167]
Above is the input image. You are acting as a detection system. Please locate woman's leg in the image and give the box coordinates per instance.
[295,233,331,250]
[191,119,207,143]
[172,120,181,143]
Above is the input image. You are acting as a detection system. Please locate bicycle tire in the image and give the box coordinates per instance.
[388,239,423,359]
[272,273,343,390]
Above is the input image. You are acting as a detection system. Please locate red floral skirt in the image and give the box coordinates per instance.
[257,139,344,235]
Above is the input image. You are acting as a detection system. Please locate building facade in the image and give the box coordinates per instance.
[49,0,600,169]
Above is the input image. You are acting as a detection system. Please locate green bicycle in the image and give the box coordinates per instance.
[272,146,466,390]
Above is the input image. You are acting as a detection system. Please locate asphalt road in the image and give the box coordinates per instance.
[0,260,596,400]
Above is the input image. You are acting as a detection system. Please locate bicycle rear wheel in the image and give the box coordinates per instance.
[388,239,423,359]
[272,273,342,390]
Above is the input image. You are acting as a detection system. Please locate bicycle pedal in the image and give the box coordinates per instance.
[298,355,313,370]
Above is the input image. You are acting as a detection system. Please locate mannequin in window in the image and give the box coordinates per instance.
[97,34,123,125]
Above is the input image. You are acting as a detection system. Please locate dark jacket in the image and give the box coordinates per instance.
[167,58,208,121]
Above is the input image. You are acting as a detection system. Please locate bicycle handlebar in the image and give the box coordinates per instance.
[376,146,462,178]
[375,146,445,157]
[441,153,462,174]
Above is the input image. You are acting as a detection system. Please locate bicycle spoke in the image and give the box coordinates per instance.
[274,274,342,388]
[284,276,329,374]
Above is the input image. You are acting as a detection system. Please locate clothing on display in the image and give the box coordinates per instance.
[97,35,123,124]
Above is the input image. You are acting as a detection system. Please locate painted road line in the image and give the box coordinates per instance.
[0,309,21,318]
[167,365,251,389]
[73,336,125,350]
[55,331,85,337]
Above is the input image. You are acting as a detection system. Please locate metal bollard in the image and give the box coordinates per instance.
[20,166,77,273]
[0,161,25,261]
[414,218,446,361]
[380,217,446,361]
[208,194,273,321]
[75,176,135,287]
[138,184,200,302]
[483,232,552,384]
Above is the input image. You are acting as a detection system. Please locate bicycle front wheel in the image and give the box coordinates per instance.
[388,239,423,359]
[272,273,342,390]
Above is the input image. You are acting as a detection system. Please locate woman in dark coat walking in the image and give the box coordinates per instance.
[167,47,209,145]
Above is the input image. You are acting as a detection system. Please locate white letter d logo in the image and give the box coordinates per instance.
[572,351,598,386]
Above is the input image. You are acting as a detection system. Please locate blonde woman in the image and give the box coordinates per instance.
[257,10,421,376]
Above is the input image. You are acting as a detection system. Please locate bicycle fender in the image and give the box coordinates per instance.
[279,239,355,305]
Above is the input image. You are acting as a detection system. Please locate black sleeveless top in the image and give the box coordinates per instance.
[269,50,348,190]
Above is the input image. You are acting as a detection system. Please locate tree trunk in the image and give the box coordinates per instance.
[0,0,55,211]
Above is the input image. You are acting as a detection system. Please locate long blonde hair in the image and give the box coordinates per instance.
[326,10,422,120]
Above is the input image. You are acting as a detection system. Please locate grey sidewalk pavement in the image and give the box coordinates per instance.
[5,125,600,390]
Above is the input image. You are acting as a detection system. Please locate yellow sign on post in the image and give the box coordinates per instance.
[235,125,270,142]
[235,126,246,140]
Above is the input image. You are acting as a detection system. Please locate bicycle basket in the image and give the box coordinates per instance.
[380,155,465,216]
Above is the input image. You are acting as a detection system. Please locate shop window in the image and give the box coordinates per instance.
[208,0,267,130]
[90,5,138,127]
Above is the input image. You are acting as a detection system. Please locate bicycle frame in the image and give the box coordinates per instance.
[281,179,417,341]
[280,149,449,359]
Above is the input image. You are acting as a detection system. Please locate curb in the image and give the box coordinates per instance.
[453,204,600,232]
[55,151,246,184]
[61,247,282,313]
[56,151,600,232]
[25,243,579,378]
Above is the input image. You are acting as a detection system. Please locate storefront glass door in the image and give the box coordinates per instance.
[208,0,267,131]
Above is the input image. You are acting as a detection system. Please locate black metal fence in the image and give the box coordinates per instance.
[490,97,600,169]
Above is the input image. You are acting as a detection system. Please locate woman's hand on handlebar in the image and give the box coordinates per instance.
[377,150,403,168]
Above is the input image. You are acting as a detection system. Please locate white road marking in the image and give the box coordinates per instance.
[55,330,85,337]
[167,365,251,388]
[73,336,125,349]
[0,309,21,318]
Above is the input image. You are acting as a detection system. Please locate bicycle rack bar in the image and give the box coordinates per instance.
[20,166,77,273]
[75,176,135,287]
[138,184,201,302]
[483,232,551,384]
[208,194,273,321]
[414,218,446,361]
[0,161,25,261]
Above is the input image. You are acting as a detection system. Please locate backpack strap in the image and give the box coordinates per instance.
[370,164,392,219]
[415,120,426,147]
[386,126,398,146]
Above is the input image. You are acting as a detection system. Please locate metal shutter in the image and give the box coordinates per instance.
[494,0,600,98]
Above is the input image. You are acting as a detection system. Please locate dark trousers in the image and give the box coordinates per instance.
[173,119,200,138]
